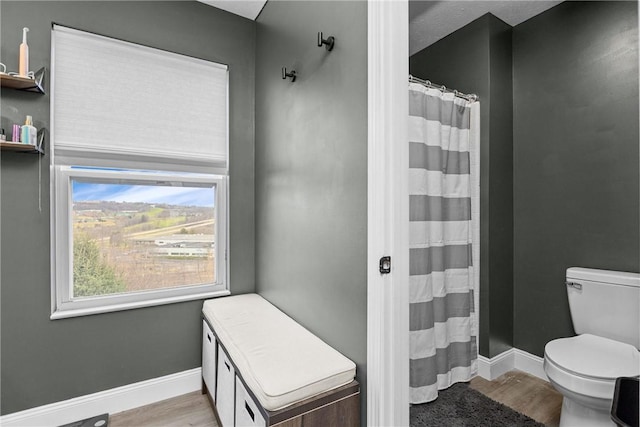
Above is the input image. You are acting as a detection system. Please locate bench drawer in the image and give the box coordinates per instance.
[202,320,217,398]
[216,345,236,427]
[235,377,266,427]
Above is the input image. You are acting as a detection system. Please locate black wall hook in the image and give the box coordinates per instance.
[282,67,296,82]
[317,32,335,51]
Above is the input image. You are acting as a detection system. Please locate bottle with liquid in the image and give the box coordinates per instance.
[21,115,37,145]
[19,27,29,78]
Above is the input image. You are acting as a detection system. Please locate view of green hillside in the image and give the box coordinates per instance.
[73,201,215,298]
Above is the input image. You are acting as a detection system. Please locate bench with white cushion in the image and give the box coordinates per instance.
[202,293,359,427]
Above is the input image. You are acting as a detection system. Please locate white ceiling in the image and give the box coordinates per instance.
[197,0,562,55]
[410,1,563,55]
[198,0,266,20]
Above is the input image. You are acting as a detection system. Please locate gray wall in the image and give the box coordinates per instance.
[410,1,639,359]
[0,1,255,414]
[512,1,640,356]
[409,14,514,358]
[254,0,368,422]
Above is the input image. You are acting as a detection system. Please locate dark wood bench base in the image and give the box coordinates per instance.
[203,380,360,427]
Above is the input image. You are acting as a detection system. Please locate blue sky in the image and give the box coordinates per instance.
[72,181,215,207]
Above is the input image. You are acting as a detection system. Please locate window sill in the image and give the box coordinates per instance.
[50,289,230,320]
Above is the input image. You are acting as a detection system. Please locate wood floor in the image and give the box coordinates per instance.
[470,370,563,426]
[109,370,562,426]
[109,391,218,427]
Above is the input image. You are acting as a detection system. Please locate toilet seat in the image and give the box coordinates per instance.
[544,334,640,401]
[545,334,640,379]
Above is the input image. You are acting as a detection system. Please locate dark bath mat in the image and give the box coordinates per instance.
[59,413,109,427]
[411,382,545,427]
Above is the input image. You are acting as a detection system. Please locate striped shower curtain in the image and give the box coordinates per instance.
[408,82,480,404]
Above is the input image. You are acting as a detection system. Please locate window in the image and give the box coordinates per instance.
[51,26,229,318]
[53,167,227,316]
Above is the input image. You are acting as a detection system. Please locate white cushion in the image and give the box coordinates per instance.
[202,294,356,411]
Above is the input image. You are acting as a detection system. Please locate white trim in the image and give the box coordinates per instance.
[477,349,515,381]
[477,348,547,382]
[367,1,409,426]
[469,102,481,352]
[514,348,547,381]
[50,289,230,320]
[0,368,202,427]
[50,166,228,319]
[54,144,228,171]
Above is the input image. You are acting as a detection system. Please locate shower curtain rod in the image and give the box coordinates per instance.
[409,74,478,102]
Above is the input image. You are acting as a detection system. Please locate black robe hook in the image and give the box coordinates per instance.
[282,67,296,82]
[317,32,335,51]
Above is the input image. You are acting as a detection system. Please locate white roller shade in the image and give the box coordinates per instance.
[52,25,228,168]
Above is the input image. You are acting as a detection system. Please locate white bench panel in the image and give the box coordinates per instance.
[216,344,236,427]
[202,320,217,398]
[235,376,266,427]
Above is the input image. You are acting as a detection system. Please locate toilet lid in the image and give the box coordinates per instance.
[545,334,640,380]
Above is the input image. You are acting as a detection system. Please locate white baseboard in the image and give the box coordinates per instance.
[478,349,514,380]
[477,348,547,382]
[0,348,547,426]
[0,367,202,427]
[514,348,547,380]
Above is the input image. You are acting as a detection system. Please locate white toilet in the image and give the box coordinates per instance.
[543,267,640,427]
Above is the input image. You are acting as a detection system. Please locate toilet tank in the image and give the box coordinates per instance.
[566,267,640,349]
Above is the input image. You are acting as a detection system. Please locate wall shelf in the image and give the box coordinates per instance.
[0,129,46,155]
[0,67,46,94]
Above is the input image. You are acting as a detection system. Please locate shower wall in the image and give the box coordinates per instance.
[410,14,514,359]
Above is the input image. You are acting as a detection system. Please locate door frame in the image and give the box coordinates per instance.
[367,1,410,425]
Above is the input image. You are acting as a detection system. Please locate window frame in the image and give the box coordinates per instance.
[51,166,228,320]
[49,25,231,319]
